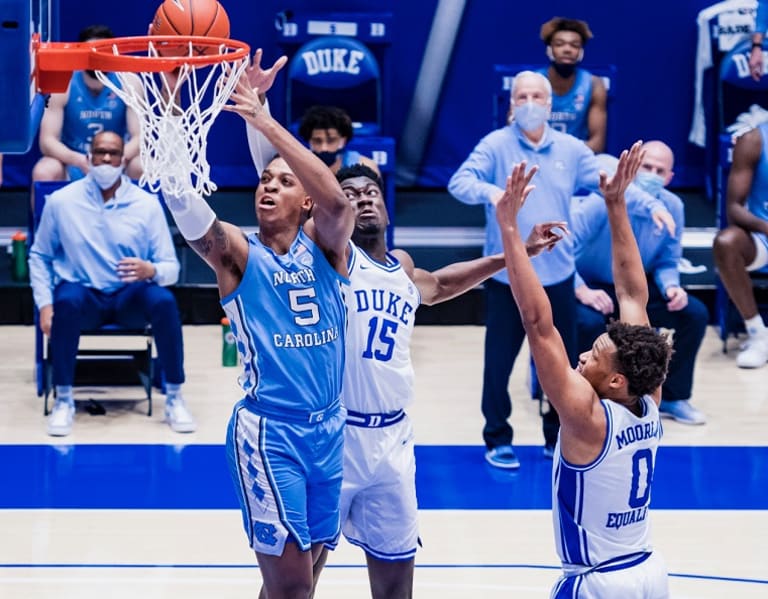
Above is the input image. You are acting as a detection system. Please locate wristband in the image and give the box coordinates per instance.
[165,190,217,241]
[753,41,763,50]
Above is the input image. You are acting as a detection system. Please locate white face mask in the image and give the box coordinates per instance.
[634,171,665,197]
[514,101,550,132]
[90,163,124,190]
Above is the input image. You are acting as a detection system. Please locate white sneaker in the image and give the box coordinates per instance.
[165,397,197,433]
[47,401,74,436]
[736,335,768,368]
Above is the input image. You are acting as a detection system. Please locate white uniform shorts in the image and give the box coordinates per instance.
[748,232,768,271]
[551,550,668,598]
[326,413,419,561]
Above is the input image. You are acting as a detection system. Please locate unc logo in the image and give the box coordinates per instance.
[300,48,365,76]
[253,521,278,546]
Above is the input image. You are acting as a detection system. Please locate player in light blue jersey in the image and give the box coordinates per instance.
[496,143,673,598]
[539,17,607,152]
[32,25,142,187]
[313,164,566,598]
[714,123,768,368]
[160,69,354,598]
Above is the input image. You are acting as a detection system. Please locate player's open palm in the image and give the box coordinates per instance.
[246,48,288,95]
[600,141,643,203]
[496,161,538,230]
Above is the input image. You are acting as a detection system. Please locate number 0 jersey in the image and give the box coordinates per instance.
[553,395,662,573]
[343,243,421,413]
[221,231,348,414]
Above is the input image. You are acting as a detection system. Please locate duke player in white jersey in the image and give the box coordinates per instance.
[313,164,567,598]
[160,73,354,599]
[496,143,673,598]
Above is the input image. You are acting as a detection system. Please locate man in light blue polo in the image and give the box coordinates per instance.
[29,131,192,437]
[448,71,674,468]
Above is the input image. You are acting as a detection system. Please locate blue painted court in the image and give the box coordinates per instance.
[3,444,766,510]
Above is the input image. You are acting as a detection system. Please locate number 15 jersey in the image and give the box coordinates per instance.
[343,244,421,414]
[553,395,663,573]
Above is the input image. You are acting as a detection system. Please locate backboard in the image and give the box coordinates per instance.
[0,0,58,153]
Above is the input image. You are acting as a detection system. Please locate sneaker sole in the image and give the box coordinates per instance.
[47,426,72,436]
[659,412,706,426]
[166,419,197,433]
[484,454,521,470]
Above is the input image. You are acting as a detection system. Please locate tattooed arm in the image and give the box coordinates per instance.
[187,219,250,297]
[161,184,250,297]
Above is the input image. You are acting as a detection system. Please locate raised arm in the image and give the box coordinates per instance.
[244,49,287,175]
[395,251,505,306]
[602,142,648,326]
[496,162,596,427]
[225,76,353,263]
[398,220,567,305]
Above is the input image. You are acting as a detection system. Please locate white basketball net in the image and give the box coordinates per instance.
[95,40,248,198]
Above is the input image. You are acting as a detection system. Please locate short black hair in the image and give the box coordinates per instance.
[298,106,354,142]
[78,24,115,43]
[540,17,593,45]
[336,164,383,191]
[606,321,672,398]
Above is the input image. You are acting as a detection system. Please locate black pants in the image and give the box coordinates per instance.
[481,277,577,449]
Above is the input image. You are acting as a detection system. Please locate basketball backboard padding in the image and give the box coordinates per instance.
[0,0,33,152]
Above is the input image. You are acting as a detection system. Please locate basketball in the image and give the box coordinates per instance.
[151,0,230,56]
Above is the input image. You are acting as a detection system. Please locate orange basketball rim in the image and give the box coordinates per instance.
[33,33,250,93]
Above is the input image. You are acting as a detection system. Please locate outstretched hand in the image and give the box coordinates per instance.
[246,48,288,97]
[495,161,538,230]
[222,73,269,127]
[599,141,643,204]
[526,220,569,257]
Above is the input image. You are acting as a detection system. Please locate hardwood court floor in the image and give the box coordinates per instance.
[0,324,766,598]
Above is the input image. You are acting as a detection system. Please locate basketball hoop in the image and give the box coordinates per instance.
[35,35,251,197]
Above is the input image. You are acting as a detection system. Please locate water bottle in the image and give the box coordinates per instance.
[221,317,238,367]
[11,231,28,282]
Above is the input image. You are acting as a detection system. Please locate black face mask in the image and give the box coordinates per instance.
[314,150,340,166]
[552,62,577,78]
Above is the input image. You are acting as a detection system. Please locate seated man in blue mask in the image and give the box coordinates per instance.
[572,142,709,425]
[29,130,193,437]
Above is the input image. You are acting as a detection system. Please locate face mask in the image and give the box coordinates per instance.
[514,101,550,132]
[314,150,341,167]
[90,163,124,190]
[634,171,665,197]
[552,62,576,78]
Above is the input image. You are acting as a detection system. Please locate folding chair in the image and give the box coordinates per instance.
[32,181,158,416]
